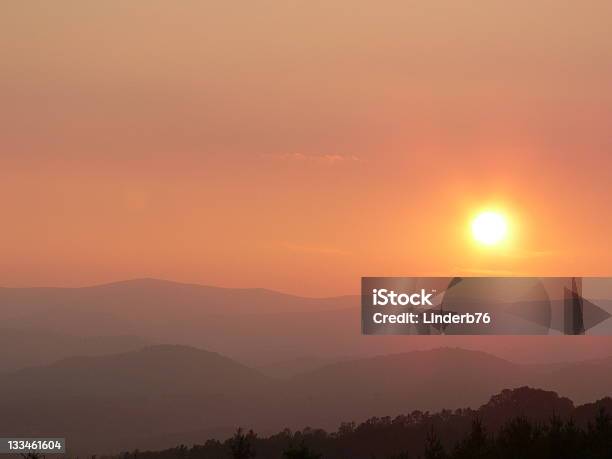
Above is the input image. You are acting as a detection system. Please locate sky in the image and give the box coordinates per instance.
[2,1,612,296]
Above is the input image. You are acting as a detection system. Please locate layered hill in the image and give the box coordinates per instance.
[0,345,271,453]
[1,346,612,453]
[4,278,612,370]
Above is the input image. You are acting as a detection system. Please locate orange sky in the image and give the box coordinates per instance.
[2,1,612,296]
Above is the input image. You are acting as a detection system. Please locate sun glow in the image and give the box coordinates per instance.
[471,211,508,246]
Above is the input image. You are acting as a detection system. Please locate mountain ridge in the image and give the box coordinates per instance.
[0,277,357,301]
[0,346,612,454]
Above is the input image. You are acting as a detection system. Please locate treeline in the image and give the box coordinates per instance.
[113,387,612,459]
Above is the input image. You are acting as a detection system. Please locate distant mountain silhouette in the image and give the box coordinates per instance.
[0,328,147,371]
[0,278,355,320]
[284,348,612,426]
[258,356,352,378]
[281,348,532,429]
[4,278,612,369]
[2,346,612,454]
[535,355,612,404]
[0,279,359,365]
[2,344,269,396]
[0,345,271,453]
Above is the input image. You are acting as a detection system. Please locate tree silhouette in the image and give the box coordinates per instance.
[229,427,256,459]
[453,418,490,459]
[496,416,544,459]
[424,427,447,459]
[103,389,612,459]
[559,418,583,459]
[587,406,612,458]
[282,442,321,459]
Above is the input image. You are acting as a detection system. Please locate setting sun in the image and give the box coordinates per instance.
[472,211,508,246]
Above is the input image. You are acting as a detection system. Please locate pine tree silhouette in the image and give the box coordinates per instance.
[453,418,490,459]
[424,427,447,459]
[282,442,321,459]
[229,427,256,459]
[100,389,612,459]
[588,406,612,458]
[496,416,544,459]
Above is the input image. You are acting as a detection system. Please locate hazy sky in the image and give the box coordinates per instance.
[2,1,612,295]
